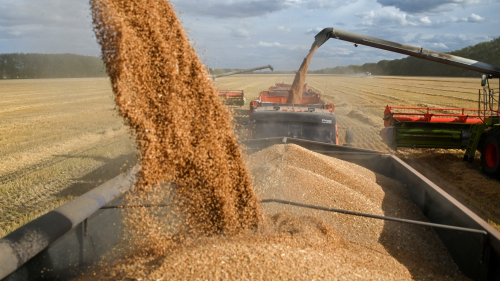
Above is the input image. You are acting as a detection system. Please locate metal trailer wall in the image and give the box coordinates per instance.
[326,152,499,280]
[1,138,499,280]
[2,195,129,280]
[0,169,137,280]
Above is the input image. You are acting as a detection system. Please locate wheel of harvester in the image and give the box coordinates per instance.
[480,128,500,178]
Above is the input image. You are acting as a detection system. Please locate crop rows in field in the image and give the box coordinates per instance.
[0,78,137,237]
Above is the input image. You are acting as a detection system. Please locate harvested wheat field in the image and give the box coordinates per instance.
[217,73,500,233]
[0,78,136,237]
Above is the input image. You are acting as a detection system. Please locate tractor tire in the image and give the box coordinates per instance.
[480,128,500,178]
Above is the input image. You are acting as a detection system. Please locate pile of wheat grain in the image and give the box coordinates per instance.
[248,144,465,280]
[80,145,466,280]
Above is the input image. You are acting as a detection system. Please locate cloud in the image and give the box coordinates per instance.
[306,0,334,9]
[173,0,301,18]
[0,0,90,28]
[420,16,432,25]
[0,0,99,55]
[229,28,252,38]
[277,26,291,33]
[259,41,282,47]
[355,10,486,28]
[305,0,357,9]
[407,33,493,51]
[375,0,481,13]
[286,44,310,51]
[305,27,323,34]
[467,13,485,22]
[173,0,360,17]
[356,10,431,27]
[430,42,449,49]
[434,13,485,25]
[316,46,354,57]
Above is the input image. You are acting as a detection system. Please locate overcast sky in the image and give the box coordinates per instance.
[0,0,499,70]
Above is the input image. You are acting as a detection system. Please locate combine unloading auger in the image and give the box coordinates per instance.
[314,27,500,178]
[314,28,500,77]
[213,65,274,106]
[212,64,274,79]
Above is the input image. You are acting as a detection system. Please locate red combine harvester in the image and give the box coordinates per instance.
[248,84,340,144]
[213,65,274,107]
[315,27,500,178]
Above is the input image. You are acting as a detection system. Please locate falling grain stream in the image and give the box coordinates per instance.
[286,42,319,104]
[82,0,467,279]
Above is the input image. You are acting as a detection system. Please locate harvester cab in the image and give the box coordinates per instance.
[314,27,500,178]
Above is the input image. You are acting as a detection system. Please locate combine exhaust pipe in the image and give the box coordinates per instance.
[314,28,500,78]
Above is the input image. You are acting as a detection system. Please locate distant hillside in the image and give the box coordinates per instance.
[0,53,107,79]
[310,36,500,77]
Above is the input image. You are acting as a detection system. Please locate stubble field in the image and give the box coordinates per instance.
[0,78,136,237]
[1,74,499,238]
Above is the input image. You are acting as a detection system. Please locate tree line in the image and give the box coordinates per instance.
[4,35,498,79]
[310,36,500,77]
[0,53,107,79]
